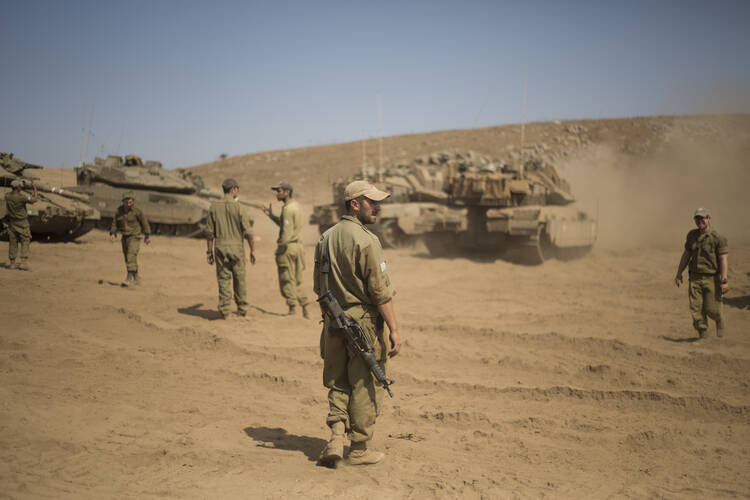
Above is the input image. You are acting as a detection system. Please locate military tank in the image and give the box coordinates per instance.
[72,155,216,237]
[312,151,596,264]
[427,153,597,264]
[310,161,466,249]
[1,152,100,240]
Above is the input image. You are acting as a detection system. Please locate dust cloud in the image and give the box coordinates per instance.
[561,120,750,252]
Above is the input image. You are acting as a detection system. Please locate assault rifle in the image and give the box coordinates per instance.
[317,290,394,397]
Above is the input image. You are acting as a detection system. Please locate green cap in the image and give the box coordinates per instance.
[694,207,710,218]
[122,190,135,200]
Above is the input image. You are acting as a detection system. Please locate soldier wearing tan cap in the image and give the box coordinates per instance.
[109,191,151,285]
[674,207,729,340]
[4,179,38,269]
[313,180,403,467]
[262,181,310,317]
[206,178,256,319]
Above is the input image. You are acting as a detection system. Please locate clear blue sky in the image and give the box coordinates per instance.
[2,0,748,169]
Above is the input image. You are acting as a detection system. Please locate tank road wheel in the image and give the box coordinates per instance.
[510,225,552,265]
[376,219,406,249]
[422,233,459,258]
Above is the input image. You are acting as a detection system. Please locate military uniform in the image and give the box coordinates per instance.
[684,228,728,334]
[206,195,254,317]
[270,199,309,310]
[4,189,36,265]
[110,205,150,276]
[313,215,393,443]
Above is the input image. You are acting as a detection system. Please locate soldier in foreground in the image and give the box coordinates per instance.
[674,207,729,341]
[4,179,38,270]
[262,181,311,318]
[109,191,151,285]
[206,178,256,319]
[314,180,403,467]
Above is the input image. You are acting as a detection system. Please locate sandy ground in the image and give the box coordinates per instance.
[1,205,749,499]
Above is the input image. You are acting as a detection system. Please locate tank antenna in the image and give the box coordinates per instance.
[378,93,383,183]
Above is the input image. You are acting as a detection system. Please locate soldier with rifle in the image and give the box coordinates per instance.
[313,180,403,467]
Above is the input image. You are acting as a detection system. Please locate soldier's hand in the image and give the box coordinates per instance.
[207,252,214,265]
[262,203,272,216]
[388,329,403,358]
[249,251,256,265]
[144,236,151,245]
[109,234,116,242]
[721,282,729,295]
[674,275,683,287]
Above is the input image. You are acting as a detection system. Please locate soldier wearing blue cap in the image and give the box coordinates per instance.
[4,179,38,269]
[674,208,729,340]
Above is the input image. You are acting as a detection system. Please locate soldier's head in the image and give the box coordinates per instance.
[271,181,293,201]
[693,207,711,232]
[10,179,22,191]
[122,191,135,209]
[222,178,239,197]
[343,180,389,224]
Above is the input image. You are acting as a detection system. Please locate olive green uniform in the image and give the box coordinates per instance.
[207,196,254,316]
[270,199,309,307]
[684,228,728,333]
[110,206,150,273]
[4,190,36,263]
[313,215,393,443]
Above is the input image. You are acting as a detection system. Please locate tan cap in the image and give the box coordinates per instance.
[271,181,293,191]
[694,207,711,218]
[222,178,239,190]
[344,180,390,202]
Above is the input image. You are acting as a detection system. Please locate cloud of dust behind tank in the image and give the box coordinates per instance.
[559,117,750,251]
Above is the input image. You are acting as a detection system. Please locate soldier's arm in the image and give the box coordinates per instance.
[139,209,151,243]
[205,210,215,263]
[674,249,690,286]
[718,235,729,293]
[241,209,256,264]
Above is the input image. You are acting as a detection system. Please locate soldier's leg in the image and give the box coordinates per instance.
[231,249,248,315]
[704,276,725,335]
[319,329,351,466]
[8,225,19,264]
[18,226,31,261]
[688,278,708,336]
[347,320,387,443]
[293,251,310,307]
[126,237,141,273]
[276,255,297,309]
[214,249,233,317]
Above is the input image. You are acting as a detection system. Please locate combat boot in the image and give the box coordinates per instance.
[18,259,30,271]
[302,304,311,319]
[123,271,135,286]
[717,324,725,338]
[347,440,385,466]
[287,304,297,316]
[8,259,17,269]
[133,271,142,286]
[317,421,345,468]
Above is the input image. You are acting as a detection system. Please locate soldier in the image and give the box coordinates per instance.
[262,181,310,318]
[109,191,151,285]
[314,180,403,467]
[206,178,256,319]
[674,207,729,340]
[4,179,38,270]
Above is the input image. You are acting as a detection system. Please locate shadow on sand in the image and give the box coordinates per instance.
[177,303,224,321]
[724,295,750,310]
[243,426,326,462]
[661,335,701,343]
[248,305,288,317]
